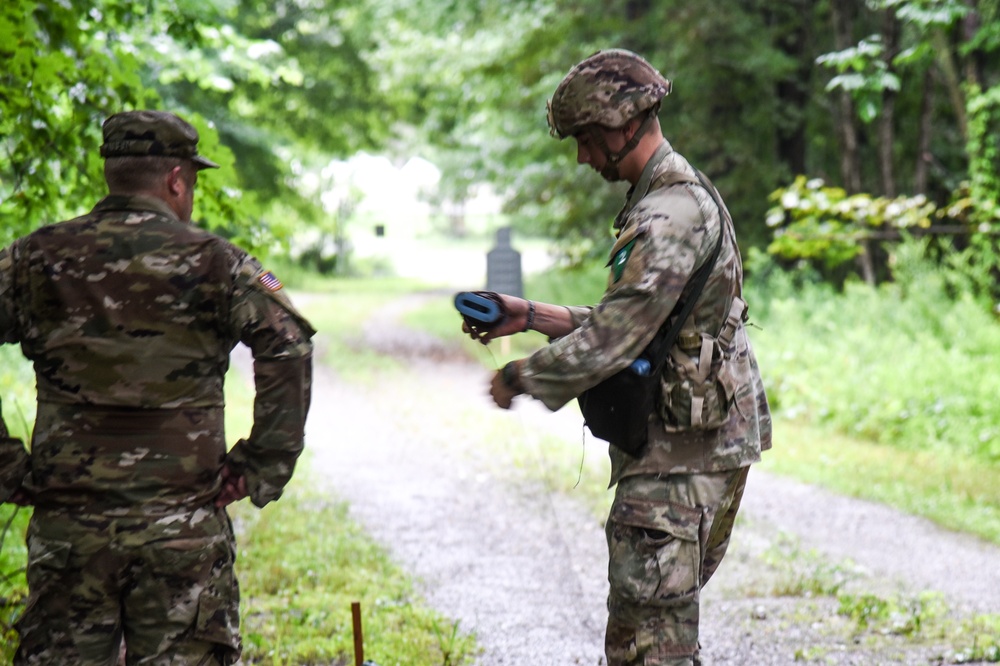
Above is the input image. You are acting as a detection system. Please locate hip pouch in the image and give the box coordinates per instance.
[660,297,746,431]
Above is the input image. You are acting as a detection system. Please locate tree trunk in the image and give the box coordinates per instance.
[770,0,814,178]
[878,6,900,198]
[914,68,934,195]
[829,0,872,283]
[962,0,984,89]
[932,29,968,141]
[829,0,863,194]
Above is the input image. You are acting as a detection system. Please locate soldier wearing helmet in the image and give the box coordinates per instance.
[547,48,672,182]
[464,49,771,665]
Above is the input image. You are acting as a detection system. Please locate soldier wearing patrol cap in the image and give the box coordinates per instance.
[464,50,771,665]
[0,110,315,664]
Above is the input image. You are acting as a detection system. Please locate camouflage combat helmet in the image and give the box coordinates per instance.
[546,49,671,139]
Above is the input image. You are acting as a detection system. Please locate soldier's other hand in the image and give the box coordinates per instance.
[8,487,31,507]
[489,370,519,409]
[215,463,249,508]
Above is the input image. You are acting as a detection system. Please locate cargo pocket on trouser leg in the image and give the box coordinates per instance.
[127,527,242,665]
[605,496,703,664]
[193,552,242,666]
[14,535,75,664]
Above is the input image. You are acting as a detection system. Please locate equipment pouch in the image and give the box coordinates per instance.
[578,360,657,457]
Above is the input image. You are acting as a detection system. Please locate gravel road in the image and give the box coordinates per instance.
[296,290,1000,666]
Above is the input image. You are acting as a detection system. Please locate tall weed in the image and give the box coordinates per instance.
[745,242,1000,464]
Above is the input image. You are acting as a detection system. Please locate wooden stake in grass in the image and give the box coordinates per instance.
[352,601,364,666]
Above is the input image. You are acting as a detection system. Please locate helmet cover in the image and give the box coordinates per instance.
[546,49,671,139]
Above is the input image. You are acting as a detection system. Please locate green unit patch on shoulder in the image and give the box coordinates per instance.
[612,239,637,283]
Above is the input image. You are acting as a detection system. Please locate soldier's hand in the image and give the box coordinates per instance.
[489,370,520,409]
[464,295,531,344]
[215,463,249,508]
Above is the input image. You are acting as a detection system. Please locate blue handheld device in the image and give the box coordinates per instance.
[454,291,503,327]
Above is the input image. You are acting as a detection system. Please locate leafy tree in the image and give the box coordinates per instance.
[375,0,823,257]
[1,0,403,256]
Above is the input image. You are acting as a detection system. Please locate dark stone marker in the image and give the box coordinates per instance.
[486,227,523,297]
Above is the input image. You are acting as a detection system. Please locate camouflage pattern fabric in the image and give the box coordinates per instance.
[15,507,240,665]
[100,110,220,169]
[0,194,315,510]
[518,139,771,484]
[0,399,29,503]
[515,136,768,665]
[0,193,315,664]
[605,468,749,665]
[547,49,671,139]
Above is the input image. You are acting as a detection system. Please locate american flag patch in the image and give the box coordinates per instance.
[258,271,283,291]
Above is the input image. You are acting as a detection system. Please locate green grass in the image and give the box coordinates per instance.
[745,247,1000,465]
[762,419,1000,544]
[233,485,477,665]
[756,532,1000,663]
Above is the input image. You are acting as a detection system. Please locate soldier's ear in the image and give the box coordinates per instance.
[166,166,185,196]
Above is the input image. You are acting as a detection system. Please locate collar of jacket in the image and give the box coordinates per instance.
[613,138,674,231]
[92,194,181,222]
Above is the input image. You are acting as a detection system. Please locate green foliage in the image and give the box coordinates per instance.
[0,350,32,664]
[765,175,940,270]
[817,34,901,123]
[747,245,1000,464]
[966,83,1000,224]
[1,0,145,240]
[837,591,945,635]
[373,0,808,255]
[0,0,405,254]
[0,0,269,246]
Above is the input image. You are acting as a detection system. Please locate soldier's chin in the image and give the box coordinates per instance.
[599,164,623,182]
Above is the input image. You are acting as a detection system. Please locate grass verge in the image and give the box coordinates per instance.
[232,480,478,665]
[761,418,1000,546]
[756,531,1000,663]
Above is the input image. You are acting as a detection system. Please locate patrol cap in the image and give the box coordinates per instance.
[547,49,671,139]
[100,110,220,170]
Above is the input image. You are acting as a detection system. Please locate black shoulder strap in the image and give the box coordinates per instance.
[641,169,726,373]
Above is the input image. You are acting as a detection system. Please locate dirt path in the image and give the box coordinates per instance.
[298,291,1000,665]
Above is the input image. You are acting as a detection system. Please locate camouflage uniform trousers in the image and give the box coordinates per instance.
[14,505,242,666]
[604,466,750,666]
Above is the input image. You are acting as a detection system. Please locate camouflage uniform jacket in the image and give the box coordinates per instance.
[0,195,315,513]
[519,139,771,485]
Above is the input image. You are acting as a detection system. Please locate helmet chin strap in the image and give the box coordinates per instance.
[590,105,660,181]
